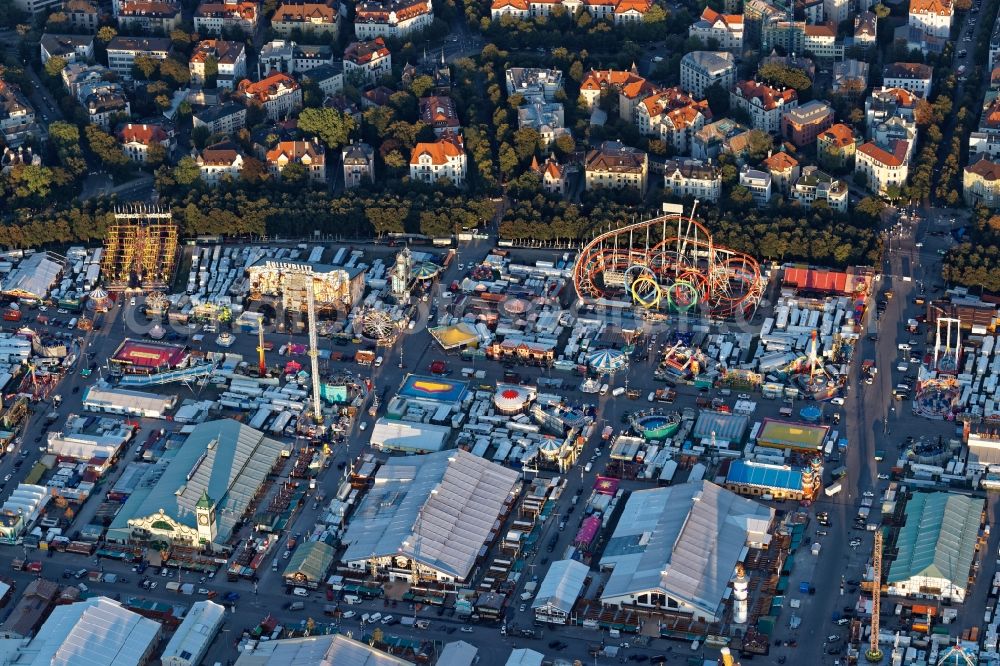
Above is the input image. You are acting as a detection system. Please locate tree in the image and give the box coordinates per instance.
[747,130,773,163]
[84,125,129,171]
[2,165,55,202]
[145,143,167,169]
[757,63,812,95]
[512,128,540,161]
[704,82,730,117]
[239,156,267,184]
[43,56,67,79]
[191,125,212,150]
[133,55,159,80]
[872,2,890,17]
[159,57,190,86]
[173,156,201,186]
[409,74,434,98]
[96,26,117,43]
[855,196,886,219]
[569,60,584,82]
[48,121,79,152]
[280,162,308,185]
[552,133,576,156]
[298,107,356,150]
[498,142,518,179]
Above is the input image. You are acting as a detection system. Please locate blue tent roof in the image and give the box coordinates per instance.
[726,459,804,492]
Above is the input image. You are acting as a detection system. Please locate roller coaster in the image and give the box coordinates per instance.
[572,207,765,319]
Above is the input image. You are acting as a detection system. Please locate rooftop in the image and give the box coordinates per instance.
[888,492,983,588]
[340,449,520,580]
[763,150,799,171]
[233,634,414,666]
[726,459,804,492]
[884,61,933,79]
[532,559,589,615]
[682,50,735,74]
[783,99,832,125]
[818,123,856,147]
[966,156,1000,181]
[858,139,909,167]
[106,35,172,52]
[586,140,646,173]
[600,481,773,618]
[410,135,464,165]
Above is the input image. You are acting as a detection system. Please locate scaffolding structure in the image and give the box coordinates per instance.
[102,205,179,291]
[867,530,884,662]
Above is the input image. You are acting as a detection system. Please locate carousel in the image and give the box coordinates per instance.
[86,287,112,312]
[586,348,628,375]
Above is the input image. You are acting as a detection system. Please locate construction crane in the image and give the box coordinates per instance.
[867,530,884,663]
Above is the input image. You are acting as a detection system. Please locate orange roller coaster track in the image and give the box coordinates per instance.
[572,210,765,319]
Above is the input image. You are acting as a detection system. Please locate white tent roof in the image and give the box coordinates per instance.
[341,450,520,580]
[22,597,160,666]
[233,634,413,666]
[370,419,451,453]
[600,481,773,619]
[2,253,63,299]
[531,559,589,615]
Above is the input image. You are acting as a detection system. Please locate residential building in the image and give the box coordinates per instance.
[816,123,857,170]
[853,11,877,48]
[106,36,171,83]
[578,68,656,121]
[196,140,245,185]
[80,82,131,128]
[193,0,259,36]
[585,141,648,195]
[739,165,772,204]
[883,62,934,98]
[0,81,39,148]
[692,118,751,161]
[118,122,171,163]
[490,0,652,22]
[689,7,745,53]
[742,0,784,44]
[355,0,433,39]
[62,0,100,32]
[410,134,467,186]
[237,72,302,120]
[189,40,246,89]
[992,19,1000,70]
[969,131,1000,159]
[688,7,743,56]
[266,139,326,182]
[361,84,392,109]
[731,80,798,134]
[259,40,334,75]
[192,102,247,134]
[763,20,843,61]
[964,156,1000,208]
[301,63,344,96]
[40,34,94,65]
[61,62,111,96]
[824,0,848,25]
[505,67,563,102]
[489,0,529,19]
[791,165,848,211]
[116,0,182,32]
[679,51,736,98]
[831,58,868,95]
[886,492,983,604]
[13,0,63,17]
[799,0,823,24]
[517,102,568,148]
[866,87,917,133]
[896,21,947,54]
[599,482,773,623]
[908,0,953,41]
[855,139,910,194]
[342,141,375,188]
[663,158,721,201]
[780,99,834,147]
[343,38,392,84]
[762,151,800,194]
[635,88,710,153]
[419,95,460,136]
[1,146,41,173]
[872,116,916,163]
[272,0,340,38]
[530,154,566,196]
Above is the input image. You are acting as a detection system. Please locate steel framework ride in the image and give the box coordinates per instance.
[572,207,764,319]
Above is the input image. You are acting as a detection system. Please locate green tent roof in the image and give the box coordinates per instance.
[283,541,335,583]
[888,492,984,588]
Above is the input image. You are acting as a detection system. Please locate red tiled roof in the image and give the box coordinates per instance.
[909,0,952,15]
[266,140,325,166]
[857,140,907,167]
[274,0,338,22]
[763,151,799,171]
[344,37,390,65]
[818,123,855,148]
[734,80,797,110]
[966,157,1000,181]
[700,7,743,26]
[119,123,167,145]
[239,72,299,100]
[410,135,464,165]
